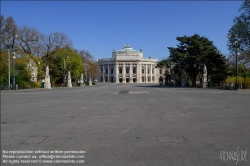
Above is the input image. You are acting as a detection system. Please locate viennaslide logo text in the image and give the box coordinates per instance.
[220,146,248,165]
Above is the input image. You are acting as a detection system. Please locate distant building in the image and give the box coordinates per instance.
[27,59,38,82]
[97,44,165,83]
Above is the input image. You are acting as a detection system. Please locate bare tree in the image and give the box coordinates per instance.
[78,50,94,61]
[0,15,17,47]
[78,49,98,80]
[0,15,6,48]
[41,32,71,61]
[16,25,44,56]
[85,51,94,61]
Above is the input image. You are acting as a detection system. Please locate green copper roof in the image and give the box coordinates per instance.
[123,44,132,49]
[112,44,141,53]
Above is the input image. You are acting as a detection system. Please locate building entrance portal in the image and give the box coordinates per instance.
[119,77,122,83]
[111,77,113,83]
[126,77,129,83]
[133,77,136,83]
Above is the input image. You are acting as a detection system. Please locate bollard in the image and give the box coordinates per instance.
[16,84,18,90]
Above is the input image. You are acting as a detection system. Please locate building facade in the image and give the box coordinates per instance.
[97,45,165,83]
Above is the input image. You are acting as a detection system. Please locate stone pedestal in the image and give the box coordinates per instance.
[67,71,72,87]
[44,76,51,89]
[89,77,92,86]
[201,74,207,88]
[80,73,84,85]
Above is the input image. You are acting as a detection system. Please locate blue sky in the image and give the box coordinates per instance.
[1,1,243,61]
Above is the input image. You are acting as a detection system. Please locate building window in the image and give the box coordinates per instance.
[133,68,136,74]
[126,68,129,74]
[111,69,113,74]
[152,69,154,74]
[106,69,108,74]
[142,69,144,74]
[119,68,122,74]
[148,69,150,74]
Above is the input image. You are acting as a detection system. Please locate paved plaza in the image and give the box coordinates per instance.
[1,84,250,166]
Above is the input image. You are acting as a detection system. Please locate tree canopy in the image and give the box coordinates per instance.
[227,0,250,83]
[228,0,250,56]
[167,34,228,86]
[0,15,98,88]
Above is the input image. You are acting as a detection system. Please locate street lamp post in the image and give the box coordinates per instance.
[85,63,88,82]
[5,29,18,91]
[63,59,66,86]
[228,33,239,90]
[13,51,16,90]
[62,56,68,86]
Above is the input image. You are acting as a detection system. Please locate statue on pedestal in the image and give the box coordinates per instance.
[44,66,51,89]
[67,71,72,87]
[201,64,208,88]
[46,66,49,76]
[203,64,207,76]
[80,73,84,85]
[89,77,92,86]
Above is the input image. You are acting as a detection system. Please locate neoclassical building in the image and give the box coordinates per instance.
[97,45,165,83]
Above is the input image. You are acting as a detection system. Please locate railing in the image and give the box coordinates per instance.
[97,58,115,62]
[142,58,158,61]
[97,57,158,62]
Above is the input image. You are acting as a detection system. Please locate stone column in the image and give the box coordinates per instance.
[122,63,126,83]
[139,64,142,83]
[150,64,152,83]
[154,65,156,83]
[103,64,105,83]
[116,63,119,83]
[136,63,140,83]
[98,66,100,82]
[145,64,148,83]
[108,64,110,83]
[130,63,133,83]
